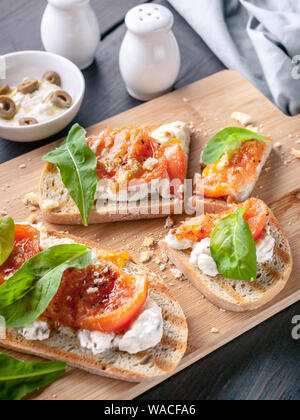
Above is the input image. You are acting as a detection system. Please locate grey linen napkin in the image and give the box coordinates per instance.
[168,0,300,115]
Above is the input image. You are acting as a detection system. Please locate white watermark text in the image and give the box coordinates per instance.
[291,315,300,340]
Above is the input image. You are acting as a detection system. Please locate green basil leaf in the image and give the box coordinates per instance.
[202,127,269,165]
[0,244,91,328]
[0,216,15,267]
[210,208,257,281]
[43,124,98,226]
[0,353,66,400]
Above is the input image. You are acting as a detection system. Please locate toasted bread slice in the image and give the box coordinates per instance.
[195,137,273,205]
[40,124,190,225]
[0,231,188,382]
[160,210,292,312]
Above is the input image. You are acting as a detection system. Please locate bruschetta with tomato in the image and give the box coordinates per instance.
[191,127,273,214]
[0,219,188,381]
[160,198,292,312]
[40,122,191,225]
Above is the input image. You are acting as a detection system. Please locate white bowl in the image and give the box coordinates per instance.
[0,50,85,142]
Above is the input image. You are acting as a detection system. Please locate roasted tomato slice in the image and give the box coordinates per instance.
[87,127,191,197]
[43,255,148,334]
[87,127,168,188]
[242,198,268,241]
[127,134,168,185]
[196,140,269,199]
[164,144,187,197]
[78,270,148,333]
[0,225,41,285]
[174,198,268,242]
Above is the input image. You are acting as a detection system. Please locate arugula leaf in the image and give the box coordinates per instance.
[202,127,269,165]
[0,353,66,400]
[43,124,98,226]
[0,244,91,328]
[210,208,257,281]
[0,216,15,267]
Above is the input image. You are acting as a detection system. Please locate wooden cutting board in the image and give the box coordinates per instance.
[0,70,299,400]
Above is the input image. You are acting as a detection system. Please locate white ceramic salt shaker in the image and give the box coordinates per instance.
[41,0,100,70]
[119,3,181,101]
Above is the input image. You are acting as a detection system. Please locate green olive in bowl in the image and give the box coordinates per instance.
[42,71,61,87]
[51,90,73,108]
[18,117,38,126]
[0,96,17,120]
[18,79,39,94]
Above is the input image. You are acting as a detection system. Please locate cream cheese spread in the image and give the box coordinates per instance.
[151,121,191,158]
[0,79,67,127]
[20,300,163,355]
[19,321,50,341]
[165,232,275,278]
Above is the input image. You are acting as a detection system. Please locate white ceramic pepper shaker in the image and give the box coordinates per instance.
[119,3,181,101]
[41,0,100,70]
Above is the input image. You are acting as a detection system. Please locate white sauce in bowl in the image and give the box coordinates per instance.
[0,78,71,126]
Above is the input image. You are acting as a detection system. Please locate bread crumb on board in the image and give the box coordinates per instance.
[159,264,167,272]
[154,251,169,267]
[291,148,300,159]
[231,111,252,127]
[139,250,154,264]
[165,216,174,228]
[23,192,39,207]
[26,214,39,224]
[160,252,169,264]
[273,142,282,150]
[142,237,156,248]
[170,268,184,280]
[210,328,220,334]
[246,125,259,133]
[0,210,8,216]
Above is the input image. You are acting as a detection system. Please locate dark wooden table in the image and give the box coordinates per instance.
[0,0,299,401]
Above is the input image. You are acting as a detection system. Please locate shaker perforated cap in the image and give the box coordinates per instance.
[125,3,174,35]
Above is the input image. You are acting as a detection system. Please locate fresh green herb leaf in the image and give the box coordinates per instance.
[0,216,15,267]
[43,124,98,226]
[210,208,257,281]
[202,127,269,165]
[0,353,66,400]
[0,244,91,328]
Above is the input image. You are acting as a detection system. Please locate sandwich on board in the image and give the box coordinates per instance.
[0,217,188,381]
[191,127,273,214]
[160,198,292,312]
[40,122,191,225]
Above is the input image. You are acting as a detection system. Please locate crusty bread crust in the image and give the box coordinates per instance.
[160,209,292,312]
[188,196,229,215]
[0,231,188,382]
[39,123,189,225]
